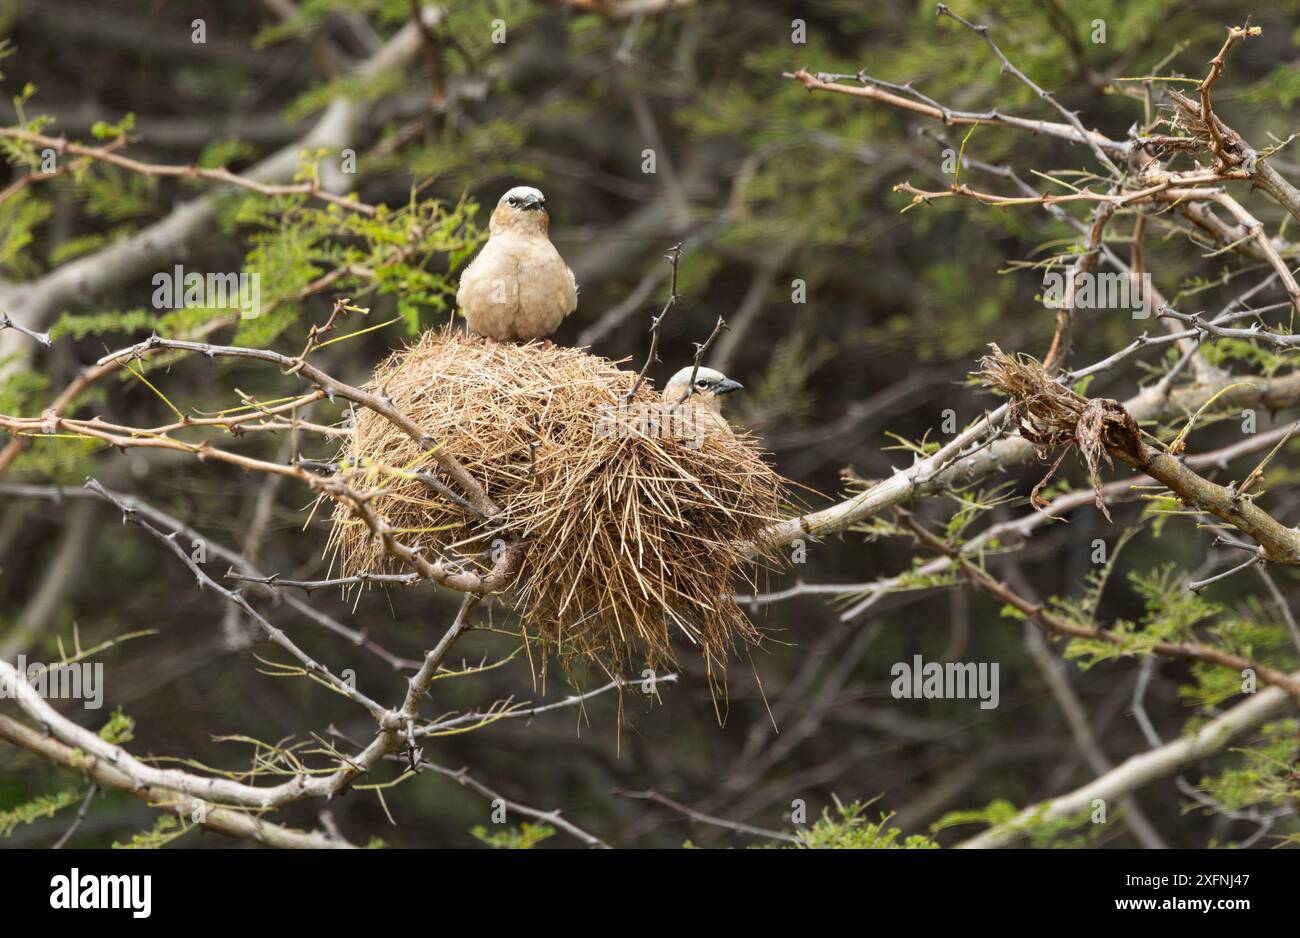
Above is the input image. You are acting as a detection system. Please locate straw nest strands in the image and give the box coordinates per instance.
[978,343,1143,520]
[328,328,791,680]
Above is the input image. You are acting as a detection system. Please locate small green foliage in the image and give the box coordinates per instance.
[90,113,135,141]
[114,814,190,849]
[1242,64,1300,109]
[788,797,938,849]
[197,137,255,170]
[401,118,532,191]
[471,822,556,849]
[933,798,1019,834]
[740,319,836,432]
[889,560,959,595]
[51,308,154,342]
[254,0,438,49]
[8,434,102,484]
[284,70,405,125]
[934,799,1100,847]
[48,227,132,265]
[1022,807,1107,848]
[1194,719,1299,827]
[1062,562,1220,667]
[99,707,135,746]
[882,429,940,458]
[0,788,82,837]
[79,167,158,223]
[226,183,482,346]
[0,189,53,276]
[0,360,49,416]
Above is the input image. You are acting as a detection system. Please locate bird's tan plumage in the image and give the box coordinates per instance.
[457,186,578,341]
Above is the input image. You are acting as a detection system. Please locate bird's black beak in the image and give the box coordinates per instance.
[715,378,743,395]
[522,194,544,211]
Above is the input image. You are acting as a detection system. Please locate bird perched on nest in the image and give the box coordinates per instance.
[663,365,743,427]
[456,186,578,342]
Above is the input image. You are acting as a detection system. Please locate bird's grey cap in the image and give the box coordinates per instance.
[667,366,743,395]
[500,186,546,209]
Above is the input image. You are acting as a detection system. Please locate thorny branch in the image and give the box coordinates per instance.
[624,242,683,403]
[898,508,1300,700]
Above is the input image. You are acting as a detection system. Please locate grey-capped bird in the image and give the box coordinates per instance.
[662,366,744,415]
[456,186,578,342]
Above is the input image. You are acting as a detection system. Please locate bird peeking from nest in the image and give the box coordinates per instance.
[456,186,578,343]
[663,365,744,429]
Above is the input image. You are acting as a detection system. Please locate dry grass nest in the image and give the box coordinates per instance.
[979,344,1144,520]
[328,328,792,681]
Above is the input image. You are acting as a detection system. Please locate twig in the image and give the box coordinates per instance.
[679,315,729,404]
[0,716,353,849]
[0,481,422,671]
[1186,549,1264,593]
[956,666,1300,848]
[0,127,378,216]
[897,508,1300,698]
[416,672,680,737]
[934,3,1121,176]
[420,761,611,848]
[84,477,390,719]
[616,789,799,844]
[0,312,51,347]
[1197,22,1261,168]
[227,570,421,593]
[51,785,97,849]
[625,243,682,402]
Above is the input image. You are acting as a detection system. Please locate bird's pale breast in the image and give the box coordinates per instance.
[458,233,577,340]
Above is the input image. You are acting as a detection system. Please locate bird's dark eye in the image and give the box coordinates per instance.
[506,196,518,207]
[695,380,710,390]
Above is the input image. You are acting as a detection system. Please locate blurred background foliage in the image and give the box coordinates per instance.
[1,0,1299,848]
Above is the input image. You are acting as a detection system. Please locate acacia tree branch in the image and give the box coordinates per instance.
[0,414,508,590]
[979,350,1300,563]
[415,672,680,737]
[417,761,611,848]
[898,508,1300,699]
[92,334,498,517]
[1197,23,1261,169]
[0,481,423,672]
[754,368,1300,552]
[84,477,390,719]
[0,716,354,849]
[0,229,436,482]
[0,311,51,347]
[625,243,682,403]
[836,422,1297,621]
[956,673,1299,848]
[1157,305,1300,348]
[785,69,1127,157]
[227,570,421,592]
[892,177,1235,208]
[1206,192,1300,314]
[1019,600,1167,848]
[616,788,800,844]
[0,137,128,210]
[933,2,1121,177]
[0,581,481,809]
[0,127,378,216]
[0,8,440,376]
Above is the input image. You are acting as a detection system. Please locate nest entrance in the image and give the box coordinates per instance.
[328,328,789,681]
